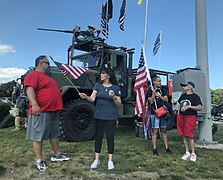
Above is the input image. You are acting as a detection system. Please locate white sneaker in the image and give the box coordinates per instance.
[90,160,100,169]
[190,153,197,162]
[108,161,114,170]
[181,152,191,160]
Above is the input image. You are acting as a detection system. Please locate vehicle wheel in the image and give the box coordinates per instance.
[59,99,95,142]
[212,115,219,121]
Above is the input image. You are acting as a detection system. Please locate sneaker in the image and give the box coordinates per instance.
[108,161,114,170]
[152,149,159,156]
[50,153,70,162]
[12,127,21,132]
[90,160,100,169]
[181,152,191,160]
[164,148,172,154]
[190,153,197,162]
[34,160,47,171]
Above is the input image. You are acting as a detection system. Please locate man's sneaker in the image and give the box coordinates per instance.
[190,153,197,162]
[34,160,47,171]
[164,148,172,154]
[50,153,70,162]
[181,152,191,160]
[90,160,100,169]
[152,149,159,156]
[108,161,114,170]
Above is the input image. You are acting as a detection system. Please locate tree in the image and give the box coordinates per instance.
[0,81,15,97]
[211,89,223,105]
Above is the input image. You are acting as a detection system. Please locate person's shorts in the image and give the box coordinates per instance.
[149,114,167,129]
[177,114,196,138]
[26,112,61,142]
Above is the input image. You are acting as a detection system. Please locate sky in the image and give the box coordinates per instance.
[0,0,222,90]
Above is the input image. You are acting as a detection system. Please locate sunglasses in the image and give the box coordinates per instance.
[41,61,50,65]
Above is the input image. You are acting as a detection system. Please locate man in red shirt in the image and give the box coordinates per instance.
[24,55,70,171]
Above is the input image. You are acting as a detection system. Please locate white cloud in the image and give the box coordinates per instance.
[0,67,27,84]
[0,43,16,54]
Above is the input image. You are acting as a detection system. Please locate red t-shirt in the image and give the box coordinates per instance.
[24,71,63,114]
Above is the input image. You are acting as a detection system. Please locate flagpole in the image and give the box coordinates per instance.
[143,0,149,49]
[158,31,162,70]
[124,0,127,47]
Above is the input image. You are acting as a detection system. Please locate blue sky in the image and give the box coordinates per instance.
[0,0,222,90]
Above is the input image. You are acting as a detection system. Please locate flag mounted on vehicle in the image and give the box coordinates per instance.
[153,32,161,56]
[118,0,126,31]
[50,56,88,81]
[100,0,113,38]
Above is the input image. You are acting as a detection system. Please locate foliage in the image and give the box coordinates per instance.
[0,125,223,179]
[0,80,15,97]
[0,101,14,128]
[211,89,223,105]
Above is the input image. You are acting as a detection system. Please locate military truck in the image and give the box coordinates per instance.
[20,27,175,142]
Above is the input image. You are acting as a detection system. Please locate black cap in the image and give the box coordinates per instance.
[180,81,195,88]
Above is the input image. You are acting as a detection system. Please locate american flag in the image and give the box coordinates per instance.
[153,32,161,56]
[50,57,88,80]
[100,4,108,37]
[100,0,113,38]
[134,48,148,115]
[118,0,126,31]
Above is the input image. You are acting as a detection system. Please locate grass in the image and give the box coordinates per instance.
[0,124,223,179]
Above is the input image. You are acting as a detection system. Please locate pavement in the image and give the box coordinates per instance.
[195,142,223,151]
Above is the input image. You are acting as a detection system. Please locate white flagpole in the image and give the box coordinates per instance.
[143,0,149,49]
[158,31,162,70]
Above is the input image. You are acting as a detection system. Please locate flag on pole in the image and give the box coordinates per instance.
[100,4,108,37]
[153,32,161,56]
[51,57,88,81]
[118,0,126,31]
[137,0,143,5]
[100,0,113,38]
[134,48,148,115]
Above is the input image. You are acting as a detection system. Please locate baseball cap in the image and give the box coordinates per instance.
[88,25,96,30]
[180,81,195,88]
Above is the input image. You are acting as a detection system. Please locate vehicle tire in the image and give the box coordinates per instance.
[59,99,95,142]
[212,115,219,121]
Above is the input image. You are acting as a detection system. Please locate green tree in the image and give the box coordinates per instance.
[211,89,223,105]
[0,81,15,97]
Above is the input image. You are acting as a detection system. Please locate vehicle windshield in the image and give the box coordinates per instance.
[82,53,100,68]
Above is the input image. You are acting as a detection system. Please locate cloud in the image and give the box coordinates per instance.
[0,43,16,54]
[0,67,27,84]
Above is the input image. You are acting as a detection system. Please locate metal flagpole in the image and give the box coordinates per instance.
[143,0,149,49]
[124,0,127,47]
[158,31,162,70]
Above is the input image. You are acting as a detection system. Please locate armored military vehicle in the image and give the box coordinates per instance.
[20,27,175,142]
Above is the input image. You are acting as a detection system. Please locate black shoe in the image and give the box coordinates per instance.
[153,149,159,156]
[164,148,172,154]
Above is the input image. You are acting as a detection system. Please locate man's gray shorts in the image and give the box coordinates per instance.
[26,112,61,142]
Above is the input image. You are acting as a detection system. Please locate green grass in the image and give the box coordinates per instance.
[0,124,223,179]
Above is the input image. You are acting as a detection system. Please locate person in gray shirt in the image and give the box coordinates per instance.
[79,67,121,170]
